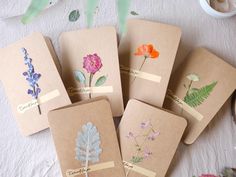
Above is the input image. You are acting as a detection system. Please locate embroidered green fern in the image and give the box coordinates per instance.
[184,81,217,108]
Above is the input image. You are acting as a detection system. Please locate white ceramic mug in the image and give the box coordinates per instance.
[199,0,236,18]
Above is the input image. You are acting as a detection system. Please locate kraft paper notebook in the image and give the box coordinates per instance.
[0,32,71,136]
[164,48,236,144]
[119,99,187,177]
[48,99,125,177]
[59,27,124,117]
[118,19,181,107]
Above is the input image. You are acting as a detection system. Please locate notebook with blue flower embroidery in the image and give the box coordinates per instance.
[0,32,71,136]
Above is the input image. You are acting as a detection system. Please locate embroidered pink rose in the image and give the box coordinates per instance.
[83,54,102,74]
[74,53,106,99]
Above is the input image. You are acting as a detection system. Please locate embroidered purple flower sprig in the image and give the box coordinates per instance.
[21,48,42,115]
[125,120,160,176]
[126,120,160,164]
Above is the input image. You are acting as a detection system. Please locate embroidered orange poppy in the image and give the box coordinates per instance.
[134,44,159,59]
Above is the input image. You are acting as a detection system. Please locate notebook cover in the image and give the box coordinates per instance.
[118,19,181,107]
[119,99,187,177]
[164,48,236,144]
[59,27,124,117]
[0,32,71,136]
[48,99,125,177]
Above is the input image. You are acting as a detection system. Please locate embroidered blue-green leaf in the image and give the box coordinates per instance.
[74,70,86,85]
[21,0,49,24]
[86,0,99,27]
[117,0,131,34]
[76,122,102,176]
[95,75,107,87]
[69,10,80,22]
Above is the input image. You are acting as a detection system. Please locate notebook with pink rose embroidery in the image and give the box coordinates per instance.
[59,27,124,117]
[118,99,187,177]
[118,19,181,107]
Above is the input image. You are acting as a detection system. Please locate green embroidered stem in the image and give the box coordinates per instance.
[89,73,94,99]
[131,56,147,84]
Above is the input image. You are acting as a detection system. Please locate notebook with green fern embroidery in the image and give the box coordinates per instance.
[164,48,236,144]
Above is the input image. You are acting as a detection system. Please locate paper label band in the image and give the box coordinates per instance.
[66,161,115,177]
[166,90,204,121]
[17,89,60,113]
[67,86,113,96]
[120,65,162,83]
[123,161,156,177]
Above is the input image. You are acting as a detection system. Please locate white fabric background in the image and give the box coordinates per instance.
[0,0,236,177]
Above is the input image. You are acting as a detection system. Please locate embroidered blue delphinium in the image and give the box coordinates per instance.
[21,48,42,115]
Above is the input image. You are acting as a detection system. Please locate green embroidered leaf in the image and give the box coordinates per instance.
[188,88,199,95]
[130,156,143,164]
[74,70,86,85]
[86,0,99,27]
[95,75,107,87]
[69,10,80,22]
[130,11,139,15]
[117,0,131,34]
[184,81,217,108]
[21,0,49,24]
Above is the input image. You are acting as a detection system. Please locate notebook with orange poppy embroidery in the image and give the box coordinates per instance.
[118,99,187,177]
[119,19,181,107]
[164,48,236,144]
[59,27,124,117]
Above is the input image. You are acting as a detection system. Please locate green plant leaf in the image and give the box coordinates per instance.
[69,10,80,22]
[222,168,236,177]
[86,0,99,27]
[130,11,139,15]
[74,70,86,85]
[21,0,49,24]
[184,81,217,108]
[117,0,131,34]
[130,156,143,164]
[188,88,199,95]
[95,75,107,87]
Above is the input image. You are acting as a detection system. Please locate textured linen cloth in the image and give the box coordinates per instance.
[0,0,236,177]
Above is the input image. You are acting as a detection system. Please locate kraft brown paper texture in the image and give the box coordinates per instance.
[48,99,125,177]
[44,37,62,76]
[59,27,124,117]
[118,19,181,107]
[164,48,236,144]
[0,32,71,136]
[119,99,187,177]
